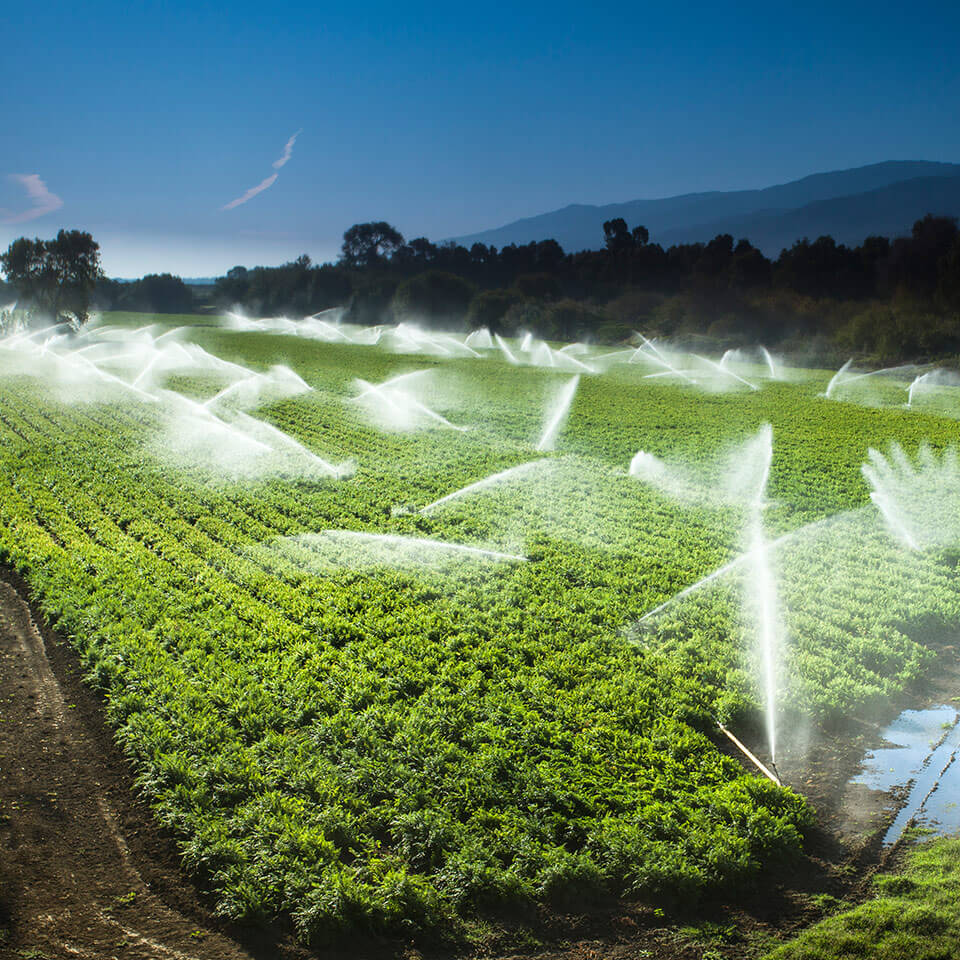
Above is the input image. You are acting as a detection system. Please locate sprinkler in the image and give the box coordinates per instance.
[718,722,782,787]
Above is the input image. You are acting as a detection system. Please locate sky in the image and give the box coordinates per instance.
[2,0,959,277]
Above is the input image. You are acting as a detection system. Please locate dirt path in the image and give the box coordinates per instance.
[0,576,262,960]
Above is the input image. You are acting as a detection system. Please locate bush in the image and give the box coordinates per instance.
[392,271,476,326]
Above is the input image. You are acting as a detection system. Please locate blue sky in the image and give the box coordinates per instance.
[2,0,958,277]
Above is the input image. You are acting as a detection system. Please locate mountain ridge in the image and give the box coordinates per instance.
[452,161,960,255]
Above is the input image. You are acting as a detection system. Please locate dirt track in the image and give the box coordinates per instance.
[0,575,265,960]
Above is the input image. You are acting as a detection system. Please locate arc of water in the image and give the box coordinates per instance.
[352,370,431,401]
[590,348,635,364]
[745,424,778,763]
[68,354,159,402]
[557,352,596,374]
[632,341,697,384]
[39,333,70,353]
[634,424,780,763]
[824,358,854,398]
[203,373,263,408]
[494,334,519,365]
[693,354,758,390]
[836,368,888,387]
[5,322,61,347]
[529,342,555,367]
[464,327,494,350]
[867,490,920,550]
[395,324,453,355]
[192,414,273,453]
[130,323,159,337]
[905,371,946,408]
[641,368,698,384]
[760,346,777,379]
[131,353,162,388]
[421,459,550,513]
[153,326,186,343]
[402,392,468,431]
[635,512,848,624]
[308,307,344,321]
[434,335,480,357]
[636,333,669,360]
[312,319,354,343]
[907,375,921,407]
[306,530,527,562]
[162,391,273,453]
[829,364,921,404]
[751,511,779,763]
[536,375,579,451]
[354,378,467,432]
[232,412,343,475]
[179,343,253,380]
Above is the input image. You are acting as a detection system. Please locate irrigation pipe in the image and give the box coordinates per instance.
[718,723,782,786]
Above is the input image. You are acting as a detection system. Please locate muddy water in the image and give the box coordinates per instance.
[851,704,960,844]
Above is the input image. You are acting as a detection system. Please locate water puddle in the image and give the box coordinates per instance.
[852,705,960,844]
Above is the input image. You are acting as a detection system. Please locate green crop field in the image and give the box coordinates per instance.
[1,311,959,948]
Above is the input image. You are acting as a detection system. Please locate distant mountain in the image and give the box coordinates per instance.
[658,175,960,253]
[452,161,960,256]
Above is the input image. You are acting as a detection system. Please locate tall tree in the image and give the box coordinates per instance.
[602,217,631,253]
[340,222,405,268]
[0,230,103,326]
[120,273,195,313]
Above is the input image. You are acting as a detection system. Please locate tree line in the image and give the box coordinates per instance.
[4,216,960,363]
[210,215,960,361]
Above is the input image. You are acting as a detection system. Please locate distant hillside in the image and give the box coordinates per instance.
[453,161,960,255]
[658,174,960,254]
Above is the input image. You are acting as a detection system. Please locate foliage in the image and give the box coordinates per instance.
[466,288,522,333]
[341,222,406,268]
[213,258,352,317]
[392,271,476,325]
[765,839,960,959]
[0,230,102,326]
[1,318,959,943]
[194,216,960,363]
[95,273,196,314]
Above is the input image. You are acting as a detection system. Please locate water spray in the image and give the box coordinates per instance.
[494,334,519,365]
[537,375,579,451]
[421,459,549,513]
[692,353,758,390]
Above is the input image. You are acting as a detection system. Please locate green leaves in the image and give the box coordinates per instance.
[2,323,959,942]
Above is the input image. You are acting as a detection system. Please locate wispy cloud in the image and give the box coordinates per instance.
[272,128,302,169]
[221,129,302,211]
[0,173,64,225]
[222,173,279,211]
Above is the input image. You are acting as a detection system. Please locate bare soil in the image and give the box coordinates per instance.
[0,572,301,960]
[1,568,956,960]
